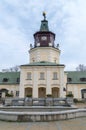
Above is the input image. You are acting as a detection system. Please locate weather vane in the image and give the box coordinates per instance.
[43,12,46,20]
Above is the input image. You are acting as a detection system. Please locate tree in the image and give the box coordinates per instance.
[10,65,20,72]
[76,64,86,71]
[2,65,20,72]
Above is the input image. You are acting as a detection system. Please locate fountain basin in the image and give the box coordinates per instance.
[0,106,86,122]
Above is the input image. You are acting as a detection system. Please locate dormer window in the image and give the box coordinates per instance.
[80,78,86,82]
[3,78,8,82]
[67,78,72,82]
[16,78,20,83]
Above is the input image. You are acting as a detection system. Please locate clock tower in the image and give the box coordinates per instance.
[29,12,60,64]
[34,12,55,47]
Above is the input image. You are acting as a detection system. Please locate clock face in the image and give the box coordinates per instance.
[41,36,47,40]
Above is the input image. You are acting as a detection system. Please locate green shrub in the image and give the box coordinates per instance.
[66,93,74,97]
[46,94,52,97]
[26,94,32,97]
[73,98,78,103]
[6,93,13,97]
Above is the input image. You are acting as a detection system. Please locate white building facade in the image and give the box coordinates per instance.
[19,13,67,98]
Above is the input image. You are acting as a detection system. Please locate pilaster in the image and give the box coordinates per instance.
[33,69,38,98]
[46,69,51,95]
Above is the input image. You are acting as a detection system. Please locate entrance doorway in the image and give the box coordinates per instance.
[38,87,46,98]
[25,87,32,97]
[52,87,59,98]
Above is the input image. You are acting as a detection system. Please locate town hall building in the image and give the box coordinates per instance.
[0,13,86,100]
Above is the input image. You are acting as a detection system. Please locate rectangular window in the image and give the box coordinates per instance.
[53,72,58,80]
[16,78,20,83]
[27,72,31,80]
[40,72,45,80]
[16,91,19,97]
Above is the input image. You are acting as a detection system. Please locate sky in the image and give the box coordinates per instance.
[0,0,86,71]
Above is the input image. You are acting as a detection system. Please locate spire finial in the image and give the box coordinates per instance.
[43,12,46,20]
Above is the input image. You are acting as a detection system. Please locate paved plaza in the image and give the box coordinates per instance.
[0,117,86,130]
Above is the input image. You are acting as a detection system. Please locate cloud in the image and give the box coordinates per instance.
[59,0,86,70]
[0,0,86,71]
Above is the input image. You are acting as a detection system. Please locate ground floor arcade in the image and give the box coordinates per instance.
[25,87,59,98]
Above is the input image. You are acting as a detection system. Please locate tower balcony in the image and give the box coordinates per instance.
[29,43,60,50]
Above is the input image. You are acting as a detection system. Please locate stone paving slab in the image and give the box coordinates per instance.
[0,117,86,130]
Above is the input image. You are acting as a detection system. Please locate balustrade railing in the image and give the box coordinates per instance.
[3,97,73,106]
